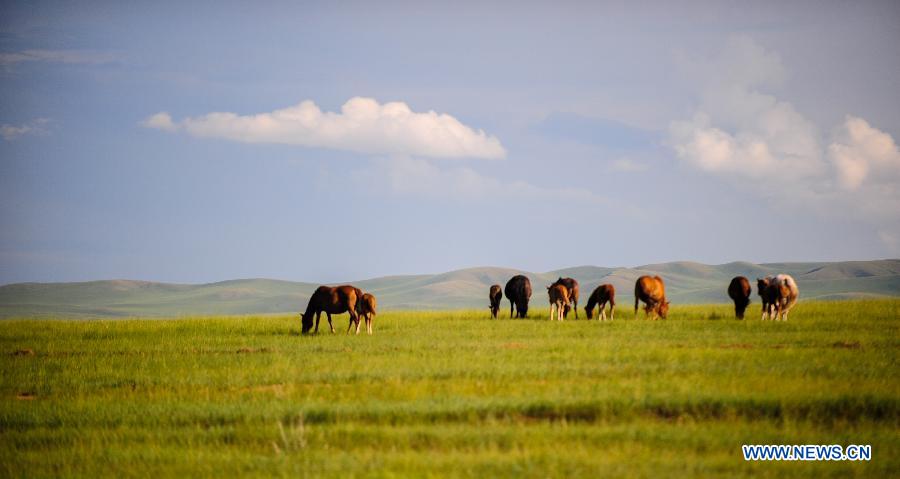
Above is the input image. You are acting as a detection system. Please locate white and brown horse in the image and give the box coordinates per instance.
[758,274,799,320]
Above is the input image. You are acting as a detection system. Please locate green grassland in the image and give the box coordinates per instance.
[2,300,898,477]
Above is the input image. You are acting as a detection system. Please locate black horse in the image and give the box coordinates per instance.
[504,275,532,318]
[728,276,751,319]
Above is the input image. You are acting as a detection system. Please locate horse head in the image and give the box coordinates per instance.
[299,312,313,334]
[658,300,670,319]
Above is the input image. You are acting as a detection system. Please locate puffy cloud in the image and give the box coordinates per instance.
[669,39,822,182]
[143,97,506,160]
[1,118,48,141]
[668,36,900,251]
[671,113,775,177]
[829,116,900,190]
[0,49,117,66]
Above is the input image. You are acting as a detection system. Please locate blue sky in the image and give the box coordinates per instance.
[1,1,899,284]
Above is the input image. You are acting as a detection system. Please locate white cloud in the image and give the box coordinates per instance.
[0,49,117,66]
[1,118,48,141]
[668,36,900,251]
[669,40,822,182]
[829,116,900,190]
[144,97,506,160]
[141,112,176,132]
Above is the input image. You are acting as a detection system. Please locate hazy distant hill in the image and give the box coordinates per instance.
[1,260,898,318]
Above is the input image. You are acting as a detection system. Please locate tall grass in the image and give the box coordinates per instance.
[1,300,898,477]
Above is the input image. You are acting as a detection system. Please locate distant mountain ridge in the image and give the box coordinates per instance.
[1,259,899,318]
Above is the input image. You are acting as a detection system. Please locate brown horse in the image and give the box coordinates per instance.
[551,277,580,318]
[300,285,362,334]
[547,284,570,321]
[488,284,502,319]
[584,284,615,320]
[727,276,751,319]
[634,275,669,319]
[352,292,377,335]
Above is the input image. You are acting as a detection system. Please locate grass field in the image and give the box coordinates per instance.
[1,300,898,477]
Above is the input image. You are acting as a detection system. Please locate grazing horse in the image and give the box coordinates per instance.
[505,275,532,318]
[757,277,772,320]
[299,285,362,334]
[551,277,580,318]
[488,284,502,319]
[584,284,616,320]
[766,274,799,321]
[634,275,669,319]
[727,276,752,319]
[352,292,377,335]
[547,284,570,321]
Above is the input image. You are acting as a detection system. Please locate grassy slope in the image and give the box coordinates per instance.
[1,300,898,477]
[1,260,899,317]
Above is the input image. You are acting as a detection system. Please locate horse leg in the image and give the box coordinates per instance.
[634,297,639,319]
[782,299,793,321]
[326,312,335,333]
[347,309,359,334]
[352,309,362,334]
[610,302,615,321]
[346,308,356,334]
[510,301,515,319]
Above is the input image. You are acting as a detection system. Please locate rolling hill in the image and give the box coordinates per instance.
[1,259,898,318]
